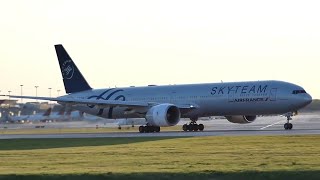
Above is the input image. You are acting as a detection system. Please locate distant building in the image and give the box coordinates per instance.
[0,99,18,108]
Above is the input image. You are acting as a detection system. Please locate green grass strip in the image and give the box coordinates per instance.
[0,135,319,179]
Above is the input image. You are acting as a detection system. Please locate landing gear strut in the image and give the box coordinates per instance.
[182,118,204,132]
[284,113,293,130]
[139,125,160,133]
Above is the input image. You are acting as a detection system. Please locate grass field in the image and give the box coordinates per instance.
[0,135,319,179]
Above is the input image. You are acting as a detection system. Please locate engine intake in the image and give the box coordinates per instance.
[145,104,181,127]
[225,115,256,124]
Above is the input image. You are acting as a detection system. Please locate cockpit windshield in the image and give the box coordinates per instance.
[292,90,307,94]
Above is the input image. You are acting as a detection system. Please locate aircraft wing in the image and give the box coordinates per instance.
[4,95,149,107]
[2,95,198,109]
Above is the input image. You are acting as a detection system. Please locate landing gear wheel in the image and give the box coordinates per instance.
[284,112,294,130]
[193,124,199,131]
[183,124,188,132]
[198,124,204,131]
[284,123,293,130]
[155,126,160,132]
[139,125,160,133]
[145,126,150,133]
[182,118,205,132]
[139,126,144,133]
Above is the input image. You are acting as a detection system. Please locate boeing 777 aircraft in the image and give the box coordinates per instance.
[3,45,312,133]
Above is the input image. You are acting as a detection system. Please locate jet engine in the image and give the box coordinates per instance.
[225,115,257,124]
[145,104,181,127]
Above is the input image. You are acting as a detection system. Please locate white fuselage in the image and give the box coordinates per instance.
[60,80,312,120]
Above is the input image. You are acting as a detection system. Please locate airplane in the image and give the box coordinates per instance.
[2,44,312,133]
[56,109,85,121]
[42,107,66,122]
[7,108,52,123]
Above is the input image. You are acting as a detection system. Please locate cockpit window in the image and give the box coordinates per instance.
[292,90,306,94]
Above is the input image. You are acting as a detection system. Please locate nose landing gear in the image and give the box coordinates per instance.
[284,113,293,130]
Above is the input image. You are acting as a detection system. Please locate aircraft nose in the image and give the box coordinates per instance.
[305,93,312,105]
[292,93,312,109]
[299,93,312,107]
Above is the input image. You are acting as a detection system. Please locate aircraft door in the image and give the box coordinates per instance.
[269,88,277,101]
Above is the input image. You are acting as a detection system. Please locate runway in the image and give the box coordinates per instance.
[1,129,320,139]
[1,113,320,139]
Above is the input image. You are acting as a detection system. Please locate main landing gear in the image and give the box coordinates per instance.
[139,125,160,133]
[284,113,293,130]
[182,118,204,132]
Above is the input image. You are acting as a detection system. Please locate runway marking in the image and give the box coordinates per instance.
[260,120,284,130]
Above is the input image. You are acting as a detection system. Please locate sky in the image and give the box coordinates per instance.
[0,0,319,100]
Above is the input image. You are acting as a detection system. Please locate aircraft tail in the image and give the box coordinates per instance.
[66,109,72,116]
[55,44,92,94]
[43,108,52,116]
[79,111,84,118]
[57,107,65,116]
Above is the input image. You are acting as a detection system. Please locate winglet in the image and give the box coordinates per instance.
[55,44,92,94]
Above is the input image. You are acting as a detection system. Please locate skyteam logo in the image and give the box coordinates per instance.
[62,60,74,79]
[87,88,126,108]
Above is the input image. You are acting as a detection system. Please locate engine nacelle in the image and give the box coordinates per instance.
[225,115,257,124]
[145,104,181,127]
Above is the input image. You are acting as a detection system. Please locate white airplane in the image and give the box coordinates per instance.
[3,44,312,132]
[57,110,85,121]
[8,108,52,123]
[42,107,66,122]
